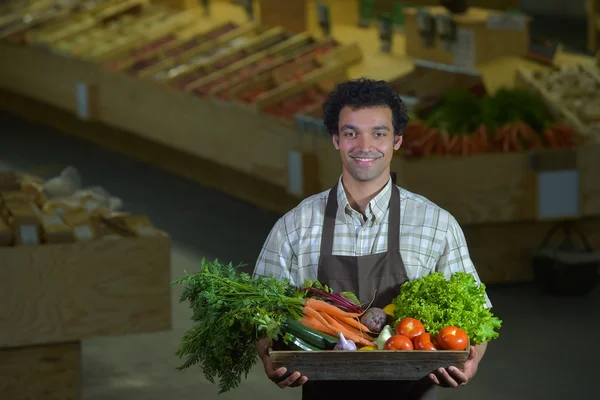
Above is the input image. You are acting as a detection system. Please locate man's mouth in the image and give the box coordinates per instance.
[352,157,378,166]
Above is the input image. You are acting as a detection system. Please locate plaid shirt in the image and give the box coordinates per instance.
[253,176,492,308]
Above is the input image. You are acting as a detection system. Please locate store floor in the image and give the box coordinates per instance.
[1,112,598,400]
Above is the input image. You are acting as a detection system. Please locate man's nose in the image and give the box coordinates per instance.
[357,134,372,150]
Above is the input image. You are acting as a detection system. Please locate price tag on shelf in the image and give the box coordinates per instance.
[317,3,332,36]
[75,82,97,121]
[527,38,559,66]
[378,14,393,53]
[530,150,580,220]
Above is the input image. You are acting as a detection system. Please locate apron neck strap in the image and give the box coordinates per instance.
[387,185,400,251]
[321,179,402,256]
[320,183,338,257]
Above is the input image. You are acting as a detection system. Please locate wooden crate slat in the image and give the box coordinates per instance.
[142,22,259,82]
[184,32,314,93]
[270,348,468,381]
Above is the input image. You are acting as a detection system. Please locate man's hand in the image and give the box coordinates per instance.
[429,343,487,388]
[256,337,308,388]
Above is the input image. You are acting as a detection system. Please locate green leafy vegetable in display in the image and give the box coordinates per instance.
[173,259,305,393]
[392,272,502,344]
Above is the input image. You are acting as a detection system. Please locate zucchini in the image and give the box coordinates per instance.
[283,333,320,351]
[282,319,339,350]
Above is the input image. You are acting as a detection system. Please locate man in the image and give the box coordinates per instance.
[253,78,491,399]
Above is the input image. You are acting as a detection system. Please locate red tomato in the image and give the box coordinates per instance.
[395,318,426,341]
[384,335,414,351]
[413,333,438,351]
[437,326,469,351]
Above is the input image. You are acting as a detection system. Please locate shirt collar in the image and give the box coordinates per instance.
[336,176,393,224]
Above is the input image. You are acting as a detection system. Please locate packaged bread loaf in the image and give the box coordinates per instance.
[40,214,75,244]
[62,208,97,241]
[6,202,41,246]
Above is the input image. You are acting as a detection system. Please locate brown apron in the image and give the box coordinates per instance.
[301,182,437,400]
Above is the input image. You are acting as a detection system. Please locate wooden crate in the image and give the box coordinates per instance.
[104,21,252,73]
[25,0,151,45]
[0,341,81,400]
[165,26,289,90]
[270,347,469,381]
[125,21,246,76]
[49,5,173,58]
[0,235,172,348]
[184,31,315,94]
[210,36,339,99]
[515,64,600,142]
[88,11,214,62]
[66,6,188,60]
[404,7,530,69]
[226,42,362,107]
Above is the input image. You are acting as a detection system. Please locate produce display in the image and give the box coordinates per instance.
[263,86,330,120]
[212,39,338,100]
[529,65,600,136]
[120,22,239,75]
[173,259,502,393]
[402,89,584,158]
[0,168,163,247]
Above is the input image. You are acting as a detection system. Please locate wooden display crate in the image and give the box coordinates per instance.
[515,64,600,142]
[103,20,250,72]
[123,21,245,76]
[211,36,339,100]
[25,0,150,45]
[0,341,81,399]
[184,31,315,95]
[226,42,362,107]
[49,5,172,58]
[270,347,469,381]
[404,7,530,69]
[166,26,290,90]
[0,235,172,348]
[90,8,215,62]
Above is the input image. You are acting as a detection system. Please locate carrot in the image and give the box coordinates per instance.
[447,135,460,154]
[331,316,372,339]
[305,298,360,319]
[320,312,375,347]
[339,316,372,334]
[544,129,558,148]
[303,306,334,329]
[461,135,469,156]
[300,316,338,337]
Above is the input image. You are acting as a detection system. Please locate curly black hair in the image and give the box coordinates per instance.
[322,78,408,136]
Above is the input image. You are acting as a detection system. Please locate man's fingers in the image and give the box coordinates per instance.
[429,373,441,386]
[446,366,469,386]
[290,375,308,387]
[266,366,287,382]
[437,368,460,388]
[277,371,302,388]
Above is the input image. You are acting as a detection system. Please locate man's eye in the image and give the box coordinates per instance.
[374,132,385,137]
[344,132,356,137]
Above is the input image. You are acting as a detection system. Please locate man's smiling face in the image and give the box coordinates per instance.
[333,105,402,183]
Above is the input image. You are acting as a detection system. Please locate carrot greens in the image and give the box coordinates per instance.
[172,258,305,393]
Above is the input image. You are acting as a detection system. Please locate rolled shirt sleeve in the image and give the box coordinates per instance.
[435,215,493,309]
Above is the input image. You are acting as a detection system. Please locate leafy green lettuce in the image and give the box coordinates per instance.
[392,272,502,344]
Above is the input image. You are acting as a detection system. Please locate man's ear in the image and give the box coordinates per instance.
[394,134,403,150]
[332,134,340,150]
